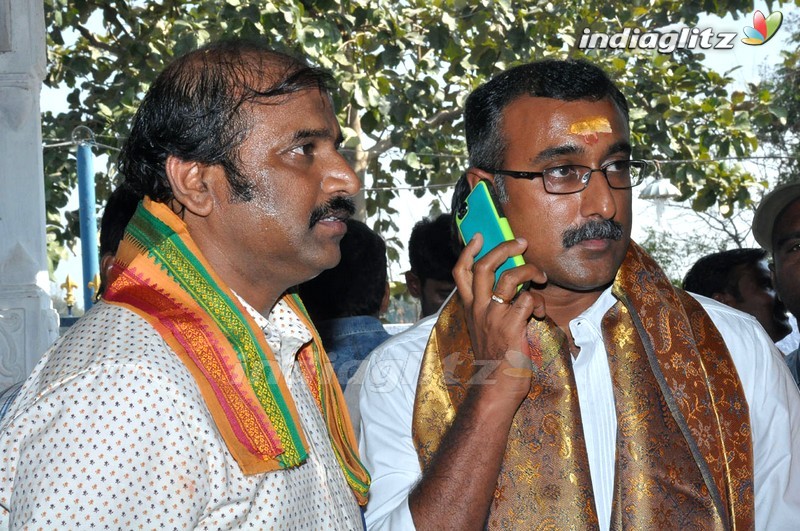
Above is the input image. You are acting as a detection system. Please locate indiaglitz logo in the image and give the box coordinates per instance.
[741,10,783,45]
[577,27,737,54]
[578,9,785,54]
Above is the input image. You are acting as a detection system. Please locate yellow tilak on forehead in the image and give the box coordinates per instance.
[568,116,612,145]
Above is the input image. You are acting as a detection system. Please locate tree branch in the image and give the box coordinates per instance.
[75,24,116,53]
[366,107,463,156]
[673,203,752,248]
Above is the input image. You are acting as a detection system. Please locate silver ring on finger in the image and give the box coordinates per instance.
[490,294,506,305]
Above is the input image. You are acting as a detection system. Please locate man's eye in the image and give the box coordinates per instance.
[548,166,575,178]
[291,143,314,156]
[777,241,800,257]
[604,160,628,173]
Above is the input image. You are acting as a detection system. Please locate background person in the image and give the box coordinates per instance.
[298,218,391,389]
[682,247,791,344]
[753,181,800,387]
[97,182,140,297]
[405,213,458,318]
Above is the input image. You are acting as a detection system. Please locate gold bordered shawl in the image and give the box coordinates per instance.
[412,242,753,528]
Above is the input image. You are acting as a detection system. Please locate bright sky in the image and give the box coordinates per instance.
[46,2,797,310]
[637,4,797,264]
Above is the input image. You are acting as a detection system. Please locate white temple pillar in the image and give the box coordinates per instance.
[0,0,59,388]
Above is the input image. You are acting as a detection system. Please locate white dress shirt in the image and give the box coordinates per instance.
[0,298,363,530]
[357,288,800,530]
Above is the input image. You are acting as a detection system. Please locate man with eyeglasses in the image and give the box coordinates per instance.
[357,59,800,529]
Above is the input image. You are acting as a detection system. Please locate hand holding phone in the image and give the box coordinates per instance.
[455,180,525,289]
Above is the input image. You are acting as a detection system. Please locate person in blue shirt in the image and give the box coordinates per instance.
[299,219,390,389]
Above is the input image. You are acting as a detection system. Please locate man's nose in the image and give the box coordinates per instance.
[322,152,361,196]
[580,169,618,220]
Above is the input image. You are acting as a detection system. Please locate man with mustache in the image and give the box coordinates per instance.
[0,40,369,528]
[358,59,800,529]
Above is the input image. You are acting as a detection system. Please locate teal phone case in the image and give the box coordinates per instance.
[456,180,525,288]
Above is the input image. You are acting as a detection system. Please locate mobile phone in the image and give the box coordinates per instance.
[455,180,525,289]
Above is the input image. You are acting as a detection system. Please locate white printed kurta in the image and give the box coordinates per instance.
[0,299,363,530]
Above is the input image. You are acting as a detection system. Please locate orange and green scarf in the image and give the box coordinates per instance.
[413,242,753,528]
[103,198,369,504]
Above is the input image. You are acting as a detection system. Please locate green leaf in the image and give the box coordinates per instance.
[42,0,782,276]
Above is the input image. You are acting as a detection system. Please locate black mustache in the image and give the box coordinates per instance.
[562,219,624,248]
[309,196,356,228]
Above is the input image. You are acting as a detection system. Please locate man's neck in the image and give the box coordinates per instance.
[230,282,285,318]
[180,208,298,318]
[188,231,289,317]
[534,283,609,331]
[536,284,611,358]
[199,240,286,315]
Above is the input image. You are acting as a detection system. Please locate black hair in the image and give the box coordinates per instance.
[117,39,335,202]
[466,58,628,171]
[99,183,141,257]
[97,183,141,297]
[683,248,768,301]
[450,176,472,251]
[409,213,459,283]
[298,219,388,321]
[451,58,629,226]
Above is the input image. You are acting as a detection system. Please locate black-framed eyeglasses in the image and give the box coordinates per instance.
[482,159,650,195]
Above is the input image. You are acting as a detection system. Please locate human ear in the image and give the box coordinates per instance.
[165,155,223,217]
[405,271,422,299]
[466,167,495,190]
[98,252,116,296]
[100,252,115,281]
[380,282,390,315]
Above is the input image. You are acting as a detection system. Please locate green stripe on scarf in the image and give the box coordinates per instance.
[126,204,308,465]
[289,292,370,493]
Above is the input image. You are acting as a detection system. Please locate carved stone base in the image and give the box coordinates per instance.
[0,284,58,389]
[0,0,55,390]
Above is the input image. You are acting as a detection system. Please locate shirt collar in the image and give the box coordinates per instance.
[574,285,617,326]
[234,293,313,376]
[568,285,617,363]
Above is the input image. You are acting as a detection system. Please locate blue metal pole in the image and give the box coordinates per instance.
[76,142,99,311]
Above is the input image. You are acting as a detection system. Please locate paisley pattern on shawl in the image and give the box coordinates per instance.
[412,241,753,528]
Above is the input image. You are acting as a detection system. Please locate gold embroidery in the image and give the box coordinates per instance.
[413,242,753,529]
